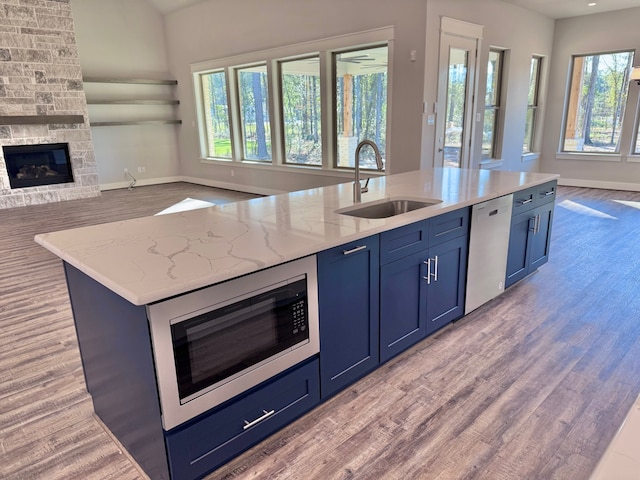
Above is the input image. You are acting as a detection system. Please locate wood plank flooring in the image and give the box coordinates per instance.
[1,183,639,479]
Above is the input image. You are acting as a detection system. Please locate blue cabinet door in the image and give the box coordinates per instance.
[425,234,468,336]
[529,202,554,271]
[506,198,555,288]
[506,209,535,288]
[379,251,427,362]
[317,236,380,399]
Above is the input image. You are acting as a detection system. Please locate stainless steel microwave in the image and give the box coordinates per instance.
[147,255,319,430]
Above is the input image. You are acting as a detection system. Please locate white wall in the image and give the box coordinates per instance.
[541,7,640,190]
[422,0,555,173]
[71,0,180,188]
[163,0,427,193]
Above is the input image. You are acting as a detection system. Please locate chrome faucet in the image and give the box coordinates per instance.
[353,140,383,203]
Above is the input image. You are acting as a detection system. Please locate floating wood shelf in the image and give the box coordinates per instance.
[90,120,183,127]
[87,99,180,105]
[83,78,181,127]
[0,115,85,125]
[83,77,178,85]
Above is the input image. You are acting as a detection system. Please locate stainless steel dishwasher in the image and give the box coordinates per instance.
[465,194,513,314]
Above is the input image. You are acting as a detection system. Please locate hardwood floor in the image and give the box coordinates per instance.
[1,184,639,479]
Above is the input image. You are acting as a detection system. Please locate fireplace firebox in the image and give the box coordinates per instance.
[3,143,74,189]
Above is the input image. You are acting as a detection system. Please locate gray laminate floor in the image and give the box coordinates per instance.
[1,183,639,480]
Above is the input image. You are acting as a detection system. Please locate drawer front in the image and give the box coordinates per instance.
[428,207,469,246]
[380,219,429,265]
[512,187,537,214]
[536,181,557,205]
[165,359,320,480]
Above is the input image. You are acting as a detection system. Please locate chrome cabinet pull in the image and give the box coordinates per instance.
[423,259,431,284]
[243,409,275,430]
[342,245,367,255]
[433,255,439,282]
[520,198,533,205]
[422,258,438,283]
[544,190,555,196]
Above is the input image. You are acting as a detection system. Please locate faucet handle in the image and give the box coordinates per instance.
[361,178,370,193]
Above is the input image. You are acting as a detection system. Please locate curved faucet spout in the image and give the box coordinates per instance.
[354,140,383,203]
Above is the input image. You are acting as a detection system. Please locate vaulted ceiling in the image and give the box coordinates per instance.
[145,0,640,18]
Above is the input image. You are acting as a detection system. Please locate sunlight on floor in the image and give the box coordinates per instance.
[590,393,640,480]
[155,198,215,215]
[612,199,640,210]
[557,199,618,220]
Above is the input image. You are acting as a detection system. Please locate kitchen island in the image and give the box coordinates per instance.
[35,168,558,480]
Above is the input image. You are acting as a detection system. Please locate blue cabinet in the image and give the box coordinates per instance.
[165,359,319,480]
[379,208,469,362]
[317,236,380,399]
[506,181,556,288]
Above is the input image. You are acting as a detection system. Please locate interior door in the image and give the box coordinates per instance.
[435,33,478,169]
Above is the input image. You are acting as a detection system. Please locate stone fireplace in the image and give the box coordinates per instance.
[0,0,99,209]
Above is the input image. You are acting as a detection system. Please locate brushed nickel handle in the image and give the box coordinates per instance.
[423,259,431,284]
[433,255,439,282]
[342,245,367,255]
[520,198,533,205]
[544,191,555,196]
[243,409,275,430]
[536,214,541,234]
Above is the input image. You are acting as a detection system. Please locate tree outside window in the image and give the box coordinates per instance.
[563,50,633,153]
[523,56,542,154]
[483,49,504,159]
[335,45,388,169]
[280,57,322,166]
[200,71,232,159]
[237,64,272,161]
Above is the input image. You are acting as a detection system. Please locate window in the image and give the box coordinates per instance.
[483,49,504,159]
[192,29,392,172]
[280,57,321,166]
[200,71,232,159]
[523,56,542,154]
[562,50,633,153]
[237,64,272,162]
[335,46,388,169]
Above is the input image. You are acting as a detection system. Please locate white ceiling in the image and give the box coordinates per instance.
[146,0,640,18]
[500,0,640,19]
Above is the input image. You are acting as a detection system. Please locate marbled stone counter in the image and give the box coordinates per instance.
[35,168,558,305]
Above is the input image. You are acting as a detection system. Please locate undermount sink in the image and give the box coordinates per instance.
[336,198,442,219]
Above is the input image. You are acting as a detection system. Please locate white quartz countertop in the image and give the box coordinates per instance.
[35,168,558,305]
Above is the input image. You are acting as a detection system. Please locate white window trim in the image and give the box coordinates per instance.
[521,152,540,162]
[555,152,622,162]
[192,27,394,174]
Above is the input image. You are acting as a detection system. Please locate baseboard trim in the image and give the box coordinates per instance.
[100,176,183,191]
[100,176,286,196]
[558,178,640,192]
[181,176,286,196]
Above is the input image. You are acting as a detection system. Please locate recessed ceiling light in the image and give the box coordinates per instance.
[588,2,597,6]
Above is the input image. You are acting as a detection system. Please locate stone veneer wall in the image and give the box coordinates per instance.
[0,0,99,209]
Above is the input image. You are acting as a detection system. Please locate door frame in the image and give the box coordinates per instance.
[434,17,483,169]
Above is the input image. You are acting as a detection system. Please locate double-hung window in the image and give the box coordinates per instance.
[562,50,634,153]
[483,48,504,159]
[523,56,542,154]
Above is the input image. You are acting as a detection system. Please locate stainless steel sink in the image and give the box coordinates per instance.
[336,198,442,219]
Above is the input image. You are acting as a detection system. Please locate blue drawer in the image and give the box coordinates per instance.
[428,207,469,246]
[380,219,429,265]
[165,358,320,480]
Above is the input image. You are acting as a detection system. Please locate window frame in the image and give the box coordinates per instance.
[191,28,393,175]
[482,48,505,161]
[560,49,634,157]
[523,55,542,156]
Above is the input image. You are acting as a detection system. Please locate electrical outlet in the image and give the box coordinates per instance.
[231,169,235,177]
[124,168,128,173]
